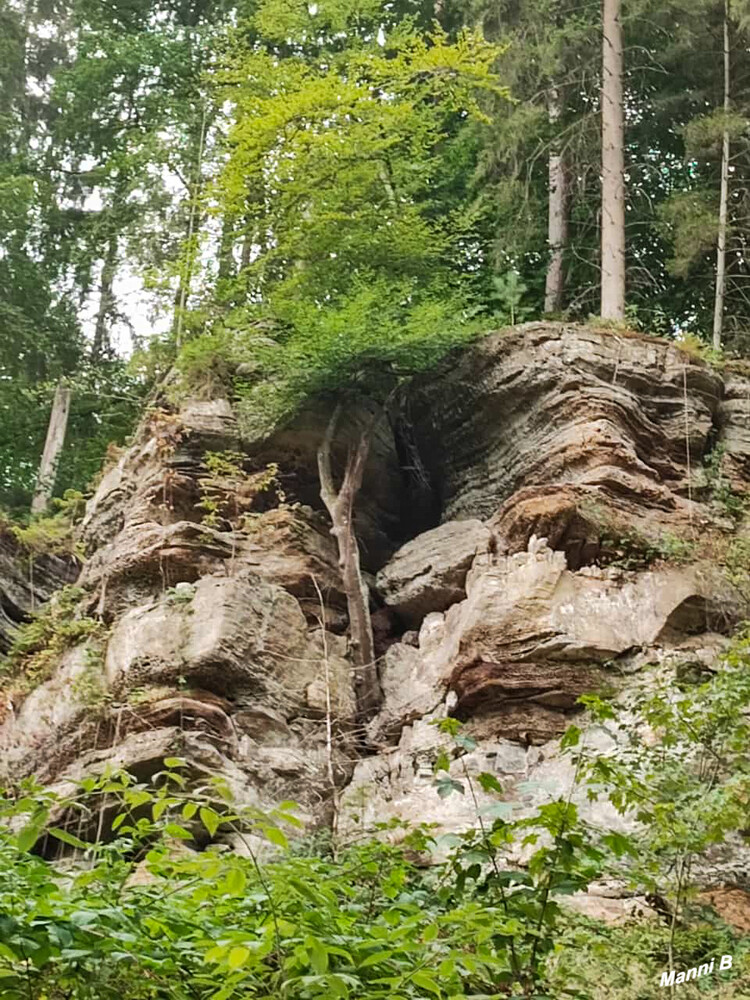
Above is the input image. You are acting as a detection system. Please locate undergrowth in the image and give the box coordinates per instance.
[0,585,104,700]
[1,490,86,559]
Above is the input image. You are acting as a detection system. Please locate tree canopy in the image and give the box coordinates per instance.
[4,0,750,502]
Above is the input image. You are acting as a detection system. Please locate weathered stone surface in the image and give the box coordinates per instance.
[340,721,629,846]
[376,519,491,626]
[0,643,100,781]
[717,369,750,482]
[0,529,79,653]
[411,323,722,528]
[105,575,311,704]
[239,506,344,610]
[699,887,750,932]
[368,641,441,745]
[368,537,734,748]
[561,893,656,925]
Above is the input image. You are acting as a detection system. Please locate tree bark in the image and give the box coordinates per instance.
[174,103,208,348]
[713,0,731,352]
[601,0,626,321]
[544,86,568,314]
[92,232,118,360]
[217,212,237,283]
[317,406,380,719]
[31,381,71,515]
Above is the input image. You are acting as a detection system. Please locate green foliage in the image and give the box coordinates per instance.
[173,7,509,417]
[164,583,196,606]
[659,191,719,279]
[581,502,697,569]
[551,915,750,999]
[702,444,747,522]
[430,718,606,996]
[7,490,87,559]
[573,636,750,900]
[70,645,111,710]
[0,586,104,695]
[0,765,597,1000]
[196,451,283,529]
[4,645,750,999]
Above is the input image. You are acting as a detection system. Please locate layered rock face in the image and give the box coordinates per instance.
[1,323,749,871]
[0,530,79,653]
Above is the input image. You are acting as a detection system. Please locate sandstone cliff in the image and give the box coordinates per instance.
[2,323,749,895]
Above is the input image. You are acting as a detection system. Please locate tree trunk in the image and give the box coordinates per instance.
[544,86,568,314]
[317,406,381,719]
[601,0,626,321]
[92,232,118,360]
[217,212,237,283]
[713,0,731,352]
[174,104,208,348]
[31,381,71,516]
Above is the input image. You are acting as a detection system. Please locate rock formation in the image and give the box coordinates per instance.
[2,322,749,889]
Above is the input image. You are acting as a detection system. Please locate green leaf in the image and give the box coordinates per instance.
[227,945,250,970]
[164,757,187,768]
[164,823,194,841]
[602,831,636,858]
[261,824,288,849]
[412,970,441,994]
[200,807,221,837]
[225,867,247,895]
[358,950,394,968]
[306,937,329,974]
[480,801,514,820]
[48,827,90,850]
[205,944,228,964]
[152,799,169,821]
[477,772,503,794]
[560,724,582,749]
[16,817,46,853]
[435,777,464,799]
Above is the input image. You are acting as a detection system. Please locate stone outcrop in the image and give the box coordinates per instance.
[410,324,724,551]
[2,322,750,901]
[0,529,79,653]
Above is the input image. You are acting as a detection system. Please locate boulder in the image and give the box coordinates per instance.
[375,519,491,626]
[105,574,312,706]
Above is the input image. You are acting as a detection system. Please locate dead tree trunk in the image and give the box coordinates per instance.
[31,381,71,515]
[713,0,731,352]
[544,85,568,314]
[601,0,626,321]
[317,405,380,719]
